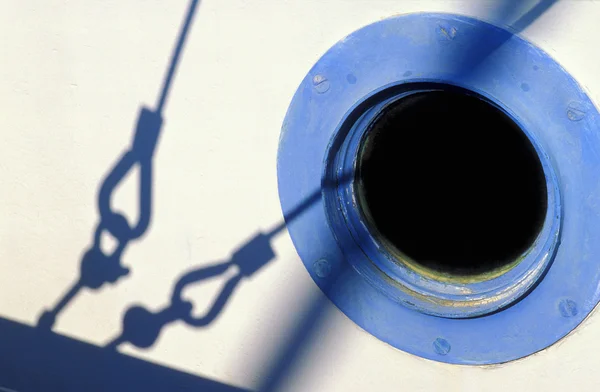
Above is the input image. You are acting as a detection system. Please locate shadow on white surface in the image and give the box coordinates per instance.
[0,1,559,391]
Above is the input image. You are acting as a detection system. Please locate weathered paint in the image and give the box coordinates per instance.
[277,13,600,364]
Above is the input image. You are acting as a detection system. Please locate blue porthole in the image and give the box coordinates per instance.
[277,13,600,364]
[326,83,560,319]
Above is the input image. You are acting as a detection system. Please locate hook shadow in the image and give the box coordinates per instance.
[10,1,558,391]
[105,176,345,350]
[0,177,343,391]
[36,0,200,331]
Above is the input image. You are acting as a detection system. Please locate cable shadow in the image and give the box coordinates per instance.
[15,1,559,391]
[455,0,558,79]
[36,0,201,331]
[256,2,559,391]
[2,0,254,389]
[105,173,349,350]
[2,177,345,391]
[21,0,343,387]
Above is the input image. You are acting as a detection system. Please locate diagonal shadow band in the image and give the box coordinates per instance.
[1,172,348,391]
[21,1,559,391]
[257,2,559,390]
[454,0,558,79]
[0,317,251,392]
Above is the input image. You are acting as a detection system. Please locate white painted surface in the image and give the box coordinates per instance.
[1,0,600,390]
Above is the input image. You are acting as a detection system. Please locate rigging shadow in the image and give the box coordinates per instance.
[0,180,341,391]
[7,1,559,391]
[105,178,344,350]
[0,0,252,390]
[36,0,201,331]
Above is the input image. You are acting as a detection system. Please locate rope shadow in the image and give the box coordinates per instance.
[36,0,201,331]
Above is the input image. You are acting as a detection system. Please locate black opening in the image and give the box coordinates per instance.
[356,89,548,276]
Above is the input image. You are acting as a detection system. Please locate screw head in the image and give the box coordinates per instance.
[433,338,451,355]
[567,102,586,122]
[312,74,330,94]
[559,299,578,318]
[313,258,331,278]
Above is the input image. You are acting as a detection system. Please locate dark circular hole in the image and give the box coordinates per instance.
[356,89,548,277]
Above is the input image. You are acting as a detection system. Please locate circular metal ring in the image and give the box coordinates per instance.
[277,13,600,364]
[325,83,561,318]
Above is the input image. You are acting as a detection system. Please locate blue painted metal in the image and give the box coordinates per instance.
[277,13,600,364]
[329,85,561,318]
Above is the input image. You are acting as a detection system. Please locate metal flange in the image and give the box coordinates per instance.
[277,13,600,364]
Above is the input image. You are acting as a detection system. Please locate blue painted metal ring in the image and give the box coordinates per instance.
[328,84,561,318]
[277,13,600,364]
